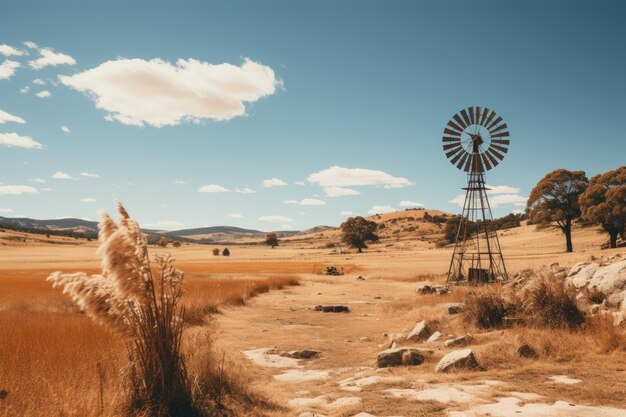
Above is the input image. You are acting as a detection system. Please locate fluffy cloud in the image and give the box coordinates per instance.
[0,44,23,56]
[258,215,293,223]
[29,47,76,70]
[0,109,26,124]
[0,133,42,149]
[295,181,305,186]
[368,205,395,214]
[228,213,243,218]
[0,60,20,79]
[486,184,521,194]
[284,198,326,206]
[0,185,37,195]
[449,192,527,208]
[52,171,74,180]
[81,198,96,202]
[262,177,287,187]
[308,166,413,188]
[61,126,70,133]
[324,186,360,197]
[340,210,355,216]
[23,41,38,49]
[30,178,46,183]
[399,200,424,208]
[33,79,46,85]
[0,208,13,213]
[80,172,99,178]
[198,184,229,193]
[59,57,280,127]
[235,187,256,194]
[142,220,184,230]
[20,86,30,94]
[35,90,51,98]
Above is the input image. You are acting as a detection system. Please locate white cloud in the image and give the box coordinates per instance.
[61,126,70,133]
[324,186,360,197]
[30,178,46,183]
[295,181,305,186]
[0,133,43,149]
[172,180,186,184]
[308,166,413,188]
[486,184,521,194]
[40,187,51,191]
[262,177,287,187]
[490,194,528,207]
[23,41,38,49]
[81,198,96,203]
[340,210,355,216]
[0,44,24,56]
[20,86,30,94]
[59,57,280,127]
[511,209,524,215]
[0,60,20,79]
[281,224,293,230]
[0,109,26,124]
[0,208,13,213]
[29,47,76,70]
[52,171,74,180]
[368,205,395,214]
[283,198,326,206]
[258,215,293,223]
[198,184,229,193]
[35,90,51,98]
[399,200,424,208]
[80,172,99,178]
[142,220,183,230]
[0,185,37,195]
[235,187,256,194]
[228,213,243,218]
[32,78,45,85]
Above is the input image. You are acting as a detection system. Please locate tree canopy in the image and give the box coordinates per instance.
[340,216,378,253]
[527,169,588,252]
[264,232,279,248]
[579,166,626,248]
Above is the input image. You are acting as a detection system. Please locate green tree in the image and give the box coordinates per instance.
[340,216,378,253]
[265,232,279,248]
[222,247,231,256]
[579,166,626,248]
[527,169,588,252]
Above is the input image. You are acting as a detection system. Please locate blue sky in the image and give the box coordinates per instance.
[1,1,624,231]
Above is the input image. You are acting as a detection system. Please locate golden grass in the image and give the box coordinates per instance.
[0,268,300,417]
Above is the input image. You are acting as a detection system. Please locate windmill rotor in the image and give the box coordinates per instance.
[442,107,510,173]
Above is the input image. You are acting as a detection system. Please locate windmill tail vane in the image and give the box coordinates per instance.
[442,106,509,285]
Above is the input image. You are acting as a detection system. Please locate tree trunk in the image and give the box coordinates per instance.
[610,231,618,249]
[564,220,573,253]
[358,247,362,253]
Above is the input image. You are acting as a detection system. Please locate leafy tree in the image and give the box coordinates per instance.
[172,241,181,248]
[340,216,378,253]
[579,166,626,248]
[265,232,279,248]
[222,247,230,256]
[527,169,588,252]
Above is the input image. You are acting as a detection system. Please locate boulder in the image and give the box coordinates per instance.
[568,262,589,277]
[589,260,626,299]
[566,263,600,288]
[406,320,431,341]
[435,349,481,372]
[517,344,539,358]
[282,349,319,359]
[427,331,442,343]
[377,347,429,368]
[444,335,469,347]
[447,303,465,315]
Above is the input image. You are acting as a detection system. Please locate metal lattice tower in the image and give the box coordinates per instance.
[442,106,509,284]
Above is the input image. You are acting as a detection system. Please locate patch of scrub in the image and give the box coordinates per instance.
[339,375,405,392]
[288,395,362,410]
[274,369,330,382]
[243,348,300,368]
[449,397,626,417]
[547,375,582,385]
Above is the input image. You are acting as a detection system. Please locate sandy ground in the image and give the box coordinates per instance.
[2,222,625,416]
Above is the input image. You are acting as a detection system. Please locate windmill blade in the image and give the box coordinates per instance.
[481,153,493,170]
[485,149,499,166]
[468,107,475,125]
[490,144,509,154]
[487,147,505,161]
[460,109,471,127]
[443,142,461,151]
[479,107,489,126]
[490,131,510,139]
[447,120,464,133]
[443,136,461,142]
[453,114,468,130]
[487,116,502,130]
[463,153,474,172]
[490,123,508,134]
[483,111,496,129]
[475,107,482,126]
[456,151,470,170]
[444,128,461,137]
[491,139,510,145]
[450,148,466,165]
[446,146,464,159]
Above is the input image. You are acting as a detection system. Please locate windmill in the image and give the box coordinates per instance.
[442,106,509,284]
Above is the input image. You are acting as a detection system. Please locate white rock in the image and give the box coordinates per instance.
[427,331,442,343]
[407,320,431,341]
[435,349,481,372]
[567,263,600,288]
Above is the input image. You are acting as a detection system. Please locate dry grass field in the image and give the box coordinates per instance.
[1,217,625,416]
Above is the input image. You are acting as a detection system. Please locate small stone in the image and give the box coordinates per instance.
[0,390,7,400]
[444,335,469,347]
[377,347,429,368]
[589,304,601,314]
[314,305,349,313]
[359,336,370,342]
[282,349,319,359]
[427,331,442,343]
[435,349,482,372]
[447,303,465,314]
[407,320,431,341]
[357,276,366,281]
[517,344,539,359]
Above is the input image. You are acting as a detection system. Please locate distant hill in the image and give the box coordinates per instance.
[165,225,264,237]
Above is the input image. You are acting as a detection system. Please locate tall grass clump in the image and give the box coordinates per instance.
[48,203,195,416]
[464,288,509,329]
[521,275,584,329]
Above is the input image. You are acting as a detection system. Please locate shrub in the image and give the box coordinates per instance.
[212,248,220,256]
[222,248,230,256]
[464,289,508,329]
[522,277,584,329]
[48,203,195,416]
[172,241,182,248]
